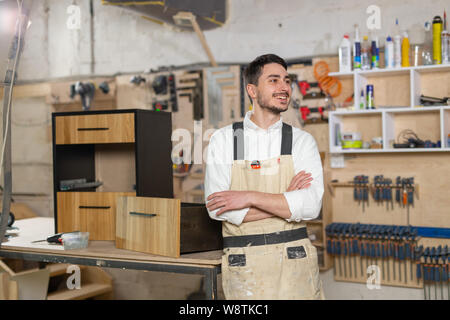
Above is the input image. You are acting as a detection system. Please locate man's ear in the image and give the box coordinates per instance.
[246,84,257,101]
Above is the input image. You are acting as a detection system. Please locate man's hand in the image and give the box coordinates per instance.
[286,170,313,192]
[206,191,252,216]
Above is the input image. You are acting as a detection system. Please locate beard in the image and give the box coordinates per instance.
[256,94,290,114]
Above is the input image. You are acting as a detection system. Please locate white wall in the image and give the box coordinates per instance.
[16,0,450,81]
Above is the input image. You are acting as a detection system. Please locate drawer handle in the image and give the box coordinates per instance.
[129,212,157,218]
[79,206,111,210]
[77,127,110,131]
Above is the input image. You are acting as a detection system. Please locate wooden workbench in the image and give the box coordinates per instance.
[0,218,222,299]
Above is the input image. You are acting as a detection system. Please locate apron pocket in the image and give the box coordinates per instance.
[286,246,307,259]
[228,254,246,267]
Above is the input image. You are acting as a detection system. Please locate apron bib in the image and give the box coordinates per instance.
[221,122,324,300]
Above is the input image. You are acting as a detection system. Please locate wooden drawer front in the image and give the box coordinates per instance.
[55,113,135,145]
[116,196,181,257]
[57,192,135,240]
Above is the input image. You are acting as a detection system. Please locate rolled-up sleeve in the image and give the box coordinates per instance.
[283,133,324,222]
[204,129,249,226]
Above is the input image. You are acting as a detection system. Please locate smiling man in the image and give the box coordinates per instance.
[204,54,325,299]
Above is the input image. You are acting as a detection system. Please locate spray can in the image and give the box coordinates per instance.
[402,32,410,67]
[366,85,374,109]
[353,25,361,70]
[385,36,394,68]
[433,16,443,64]
[394,19,402,68]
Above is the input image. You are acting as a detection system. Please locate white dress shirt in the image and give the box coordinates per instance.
[204,111,324,226]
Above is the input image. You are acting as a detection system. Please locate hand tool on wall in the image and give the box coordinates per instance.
[168,74,178,112]
[130,75,146,85]
[431,247,437,299]
[387,179,394,210]
[407,177,415,208]
[358,224,365,277]
[344,224,351,278]
[443,245,449,300]
[374,175,381,205]
[437,245,443,299]
[383,226,391,281]
[351,223,359,278]
[70,81,96,111]
[415,245,424,287]
[423,247,431,300]
[395,176,401,205]
[363,175,369,210]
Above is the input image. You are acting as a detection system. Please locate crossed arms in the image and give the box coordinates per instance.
[206,170,313,222]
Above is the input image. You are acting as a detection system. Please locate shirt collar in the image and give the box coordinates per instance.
[243,110,283,131]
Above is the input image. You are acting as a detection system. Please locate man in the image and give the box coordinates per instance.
[205,54,324,299]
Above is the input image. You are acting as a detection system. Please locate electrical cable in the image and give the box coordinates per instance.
[0,0,26,245]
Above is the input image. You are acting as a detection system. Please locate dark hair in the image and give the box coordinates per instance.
[243,54,288,86]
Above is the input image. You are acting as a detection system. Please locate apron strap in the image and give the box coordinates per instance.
[233,121,292,159]
[233,121,244,160]
[281,122,293,155]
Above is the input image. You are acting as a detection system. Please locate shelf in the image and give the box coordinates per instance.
[329,63,450,78]
[330,106,450,153]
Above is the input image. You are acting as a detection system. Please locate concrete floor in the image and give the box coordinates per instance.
[103,267,426,300]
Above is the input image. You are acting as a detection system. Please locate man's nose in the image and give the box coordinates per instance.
[279,80,291,93]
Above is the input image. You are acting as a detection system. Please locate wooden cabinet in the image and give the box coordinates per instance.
[52,109,173,239]
[116,196,222,258]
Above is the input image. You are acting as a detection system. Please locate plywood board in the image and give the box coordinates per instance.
[392,110,441,142]
[329,153,450,228]
[95,144,136,192]
[366,74,410,107]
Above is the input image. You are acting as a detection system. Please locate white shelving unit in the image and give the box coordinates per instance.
[329,64,450,153]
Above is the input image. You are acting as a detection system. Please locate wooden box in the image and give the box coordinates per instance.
[116,196,222,257]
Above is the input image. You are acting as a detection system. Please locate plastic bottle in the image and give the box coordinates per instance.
[402,32,410,67]
[359,89,365,109]
[385,36,394,68]
[353,24,361,70]
[394,19,402,68]
[371,35,379,69]
[339,34,352,72]
[433,15,443,64]
[423,22,433,65]
[361,35,371,70]
[442,11,449,64]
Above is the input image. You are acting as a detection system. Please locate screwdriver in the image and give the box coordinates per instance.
[32,231,80,244]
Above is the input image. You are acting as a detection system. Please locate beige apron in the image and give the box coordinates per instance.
[221,122,324,300]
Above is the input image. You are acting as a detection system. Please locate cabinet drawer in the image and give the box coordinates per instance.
[55,113,135,145]
[57,191,135,240]
[116,196,181,257]
[116,196,222,257]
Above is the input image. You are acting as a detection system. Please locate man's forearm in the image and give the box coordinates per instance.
[249,191,292,220]
[242,207,273,222]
